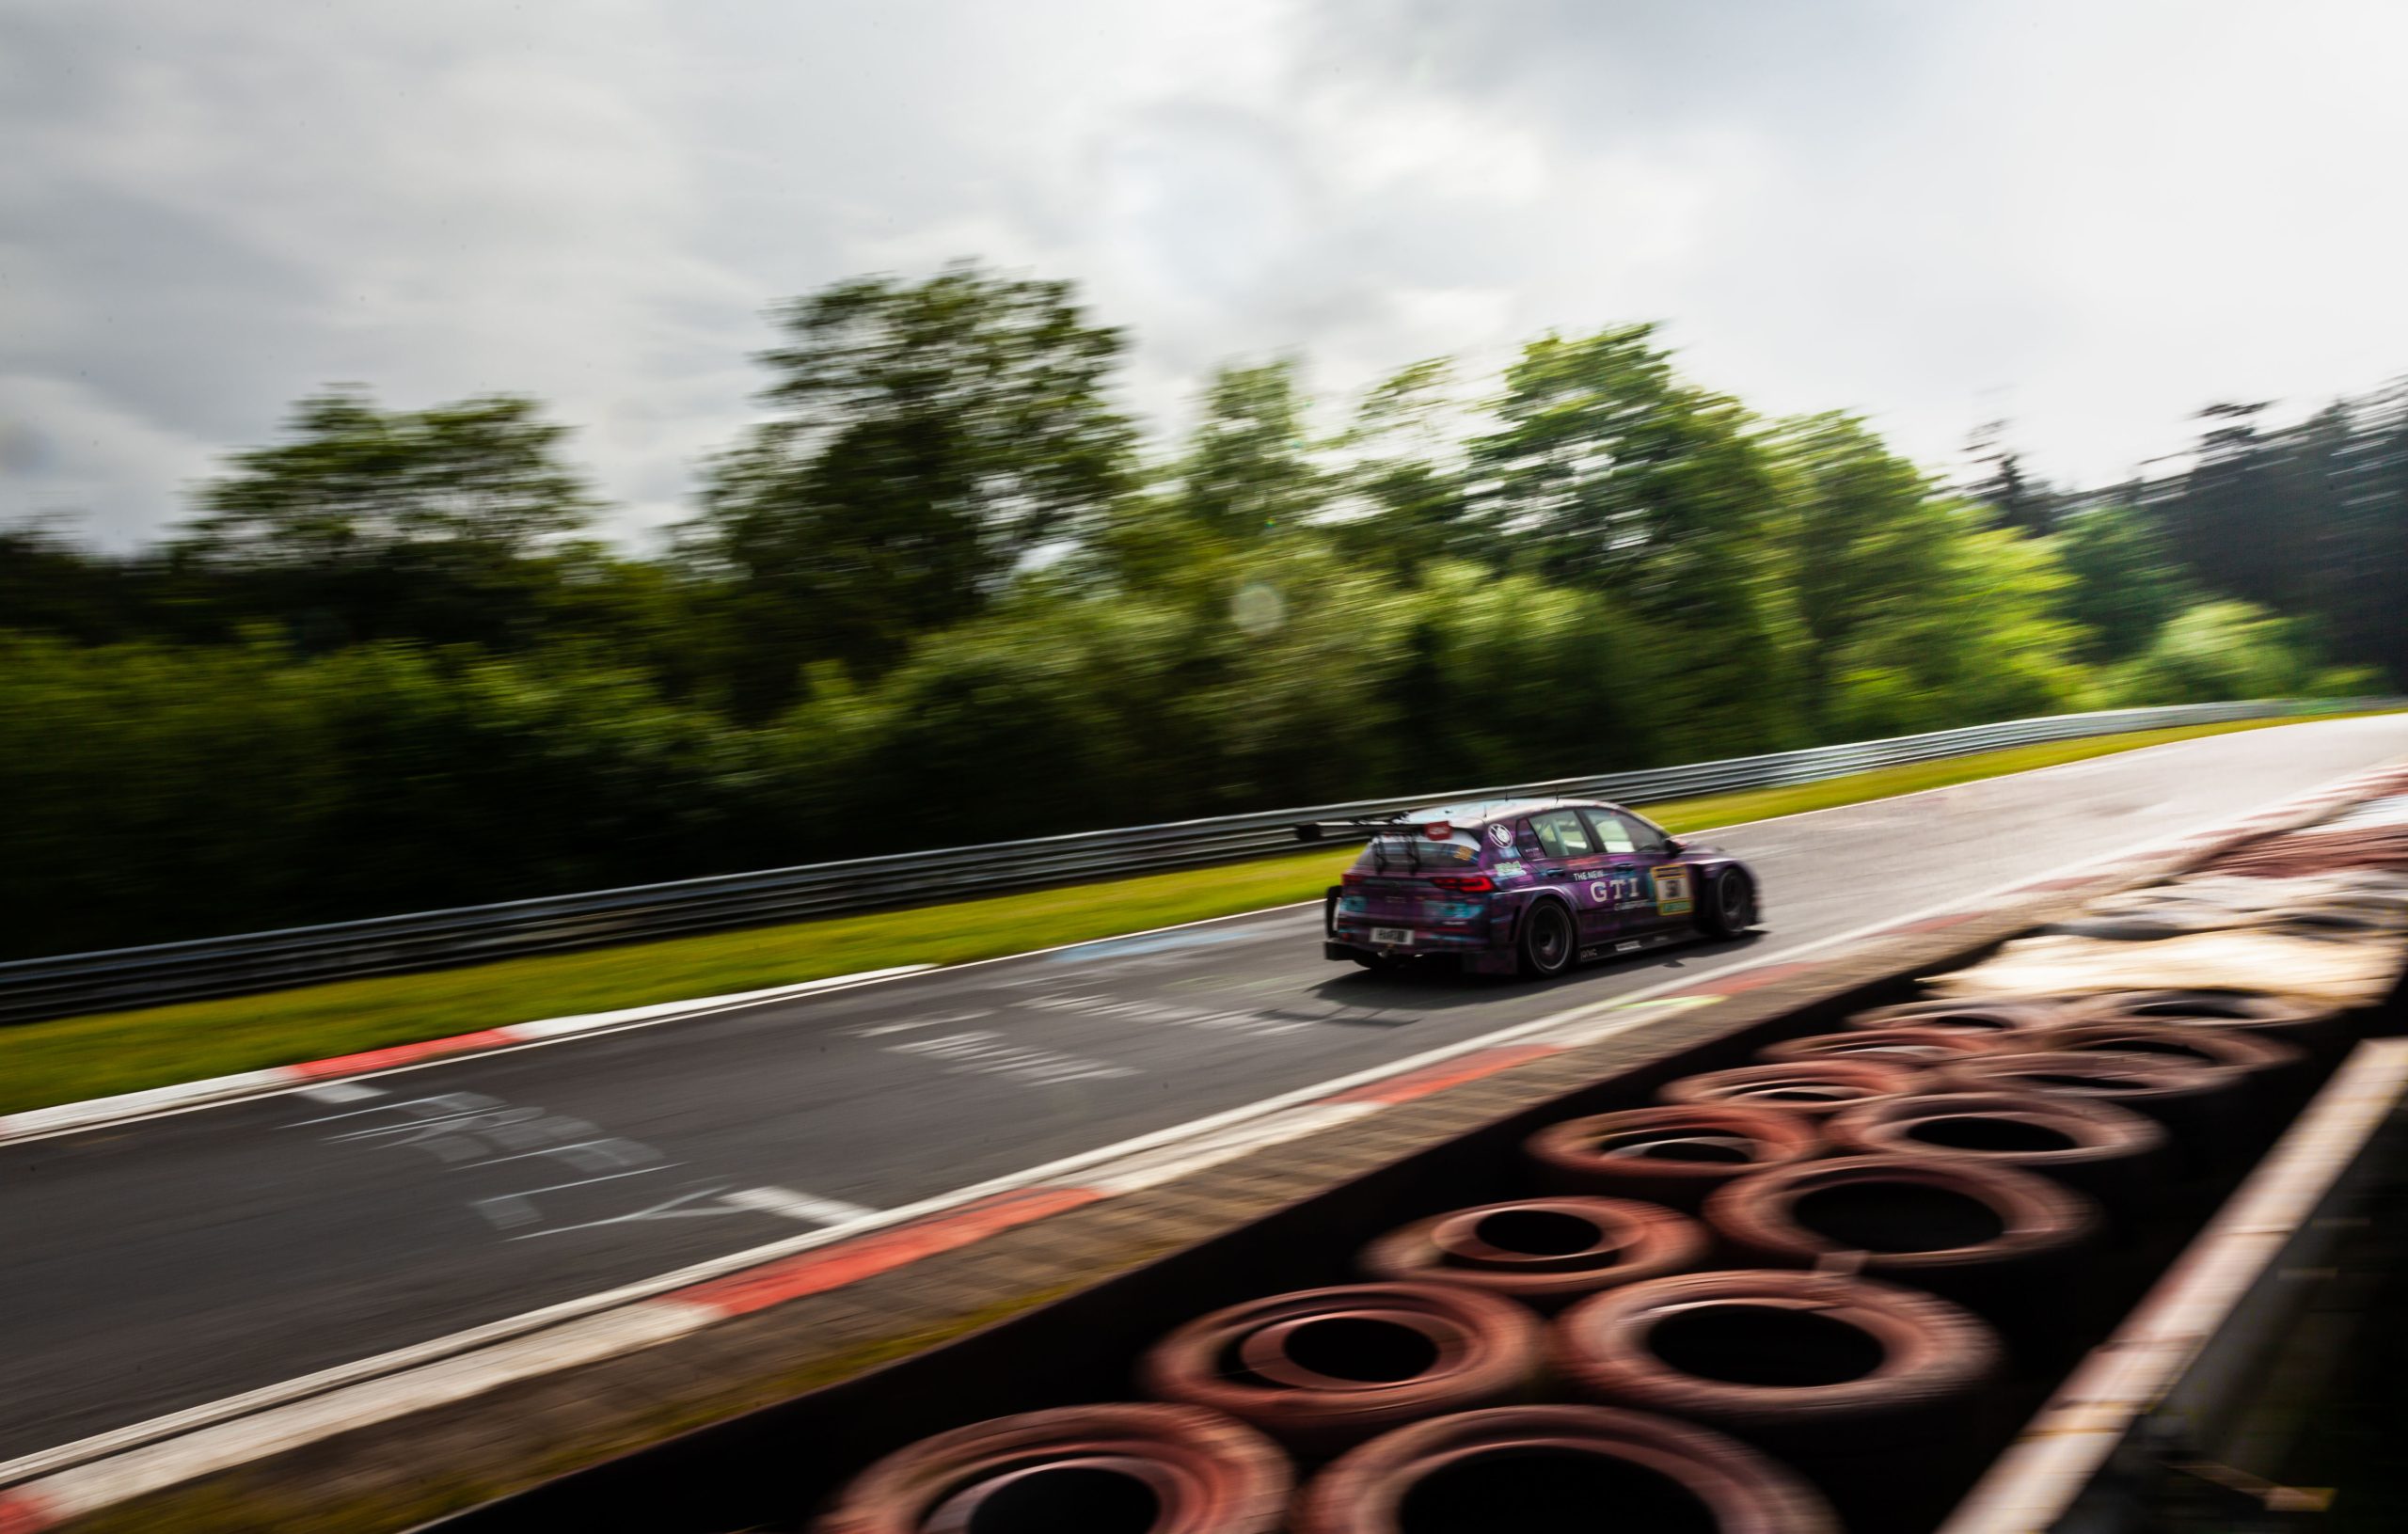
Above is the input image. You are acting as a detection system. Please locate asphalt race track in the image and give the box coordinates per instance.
[6,715,2407,1461]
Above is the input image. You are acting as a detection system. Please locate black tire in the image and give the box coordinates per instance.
[1526,1105,1825,1210]
[1519,898,1577,978]
[1350,953,1401,973]
[1703,1153,2099,1335]
[1357,1196,1712,1311]
[1138,1282,1545,1455]
[1700,867,1755,938]
[1292,1406,1841,1534]
[814,1402,1291,1534]
[1552,1269,2003,1459]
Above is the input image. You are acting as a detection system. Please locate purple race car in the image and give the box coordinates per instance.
[1301,799,1759,978]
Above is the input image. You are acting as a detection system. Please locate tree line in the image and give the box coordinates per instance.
[2,262,2396,958]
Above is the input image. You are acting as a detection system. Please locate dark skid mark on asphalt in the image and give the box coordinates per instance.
[1258,1007,1422,1029]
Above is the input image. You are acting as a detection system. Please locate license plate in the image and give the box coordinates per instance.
[1370,926,1414,945]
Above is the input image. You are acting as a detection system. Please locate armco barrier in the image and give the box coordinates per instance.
[0,698,2384,1025]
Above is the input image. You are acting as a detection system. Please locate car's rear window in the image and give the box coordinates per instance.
[1352,830,1483,872]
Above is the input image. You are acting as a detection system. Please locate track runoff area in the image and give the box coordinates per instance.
[4,712,2406,1486]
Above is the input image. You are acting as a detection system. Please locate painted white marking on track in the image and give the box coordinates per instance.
[479,1164,678,1202]
[1073,1102,1383,1195]
[293,1082,382,1104]
[722,1186,881,1226]
[885,1031,1139,1085]
[847,1009,992,1037]
[504,1185,741,1241]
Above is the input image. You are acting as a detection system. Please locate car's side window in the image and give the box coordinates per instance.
[1528,809,1596,860]
[1613,811,1672,855]
[1581,810,1637,854]
[1513,819,1547,861]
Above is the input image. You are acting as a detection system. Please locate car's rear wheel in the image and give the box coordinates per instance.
[1519,899,1576,978]
[1699,868,1755,938]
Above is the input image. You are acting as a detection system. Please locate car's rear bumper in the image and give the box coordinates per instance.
[1324,881,1521,974]
[1323,938,1522,974]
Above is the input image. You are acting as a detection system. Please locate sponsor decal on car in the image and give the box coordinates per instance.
[1652,863,1695,916]
[1587,871,1648,905]
[1491,861,1526,878]
[1487,824,1513,847]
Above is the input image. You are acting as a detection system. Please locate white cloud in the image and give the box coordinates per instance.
[4,0,2405,547]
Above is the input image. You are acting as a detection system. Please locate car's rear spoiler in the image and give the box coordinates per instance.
[1291,815,1408,843]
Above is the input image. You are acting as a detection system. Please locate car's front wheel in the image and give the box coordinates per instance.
[1699,868,1756,938]
[1518,900,1576,978]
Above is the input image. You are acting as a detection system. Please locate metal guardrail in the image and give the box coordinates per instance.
[1,698,2388,1025]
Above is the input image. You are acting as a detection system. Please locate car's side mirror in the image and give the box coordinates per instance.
[1662,837,1688,855]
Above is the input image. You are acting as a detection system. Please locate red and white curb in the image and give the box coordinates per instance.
[1,759,2400,1530]
[0,968,935,1145]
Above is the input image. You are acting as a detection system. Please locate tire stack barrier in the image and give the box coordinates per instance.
[2025,1023,2312,1129]
[1822,1091,2168,1217]
[425,800,2408,1534]
[1291,1407,1843,1534]
[1933,1051,2249,1175]
[1839,998,2082,1037]
[1137,1283,1545,1455]
[2070,989,2347,1055]
[1355,1197,1710,1311]
[1753,1027,2005,1067]
[1699,1156,2099,1349]
[1656,1061,1925,1119]
[1554,1272,2002,1534]
[811,1404,1291,1534]
[1525,1106,1823,1210]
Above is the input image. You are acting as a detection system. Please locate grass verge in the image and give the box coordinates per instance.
[2,707,2392,1116]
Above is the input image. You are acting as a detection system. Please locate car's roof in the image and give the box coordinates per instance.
[1396,797,1620,828]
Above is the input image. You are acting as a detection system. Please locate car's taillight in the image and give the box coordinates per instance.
[1429,875,1495,893]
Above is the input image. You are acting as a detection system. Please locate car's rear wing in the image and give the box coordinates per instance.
[1290,815,1409,843]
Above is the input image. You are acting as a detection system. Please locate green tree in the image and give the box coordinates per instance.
[1328,359,1476,571]
[684,263,1136,712]
[1175,358,1326,539]
[1824,527,2086,738]
[173,388,600,650]
[1473,324,1793,753]
[2052,502,2183,661]
[1766,413,1966,729]
[1964,420,2059,536]
[2103,599,2317,705]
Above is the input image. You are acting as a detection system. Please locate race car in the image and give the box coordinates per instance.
[1300,799,1759,978]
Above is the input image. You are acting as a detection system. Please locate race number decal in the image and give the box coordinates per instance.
[1652,865,1694,916]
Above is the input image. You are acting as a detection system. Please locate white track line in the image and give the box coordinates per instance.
[721,1187,883,1226]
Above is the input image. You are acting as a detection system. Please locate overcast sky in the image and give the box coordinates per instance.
[6,0,2406,548]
